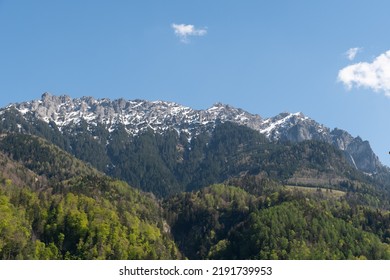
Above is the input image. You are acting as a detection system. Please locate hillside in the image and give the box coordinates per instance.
[2,134,389,260]
[164,184,390,259]
[0,134,180,259]
[2,110,390,202]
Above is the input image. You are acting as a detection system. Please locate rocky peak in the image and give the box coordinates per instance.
[2,93,382,173]
[259,112,331,142]
[7,94,263,136]
[324,128,381,172]
[257,113,381,173]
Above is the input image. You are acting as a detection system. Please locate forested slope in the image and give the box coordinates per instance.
[164,184,390,259]
[1,125,390,259]
[0,135,180,259]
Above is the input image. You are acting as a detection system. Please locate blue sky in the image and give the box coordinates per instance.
[1,1,390,166]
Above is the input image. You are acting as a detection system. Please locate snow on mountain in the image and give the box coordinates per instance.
[6,93,263,137]
[2,93,382,173]
[259,112,330,142]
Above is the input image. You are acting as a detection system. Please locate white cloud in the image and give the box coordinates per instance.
[345,47,362,60]
[171,23,207,43]
[338,50,390,96]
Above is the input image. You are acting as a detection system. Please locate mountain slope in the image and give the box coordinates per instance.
[259,112,382,173]
[1,95,390,259]
[164,184,390,259]
[0,134,180,259]
[1,93,389,201]
[2,93,381,174]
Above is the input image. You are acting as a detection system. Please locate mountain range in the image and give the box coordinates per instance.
[2,92,382,174]
[1,93,390,260]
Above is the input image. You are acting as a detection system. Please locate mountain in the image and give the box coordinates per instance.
[1,93,390,260]
[1,133,389,259]
[0,93,387,199]
[259,112,381,173]
[2,93,381,174]
[5,92,262,136]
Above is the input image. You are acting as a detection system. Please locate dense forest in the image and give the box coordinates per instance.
[0,139,180,259]
[1,114,390,259]
[164,184,390,259]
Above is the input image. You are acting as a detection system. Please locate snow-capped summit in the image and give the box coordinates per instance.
[2,93,382,173]
[7,93,263,136]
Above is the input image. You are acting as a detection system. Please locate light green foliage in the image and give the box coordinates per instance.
[0,194,31,259]
[0,173,180,260]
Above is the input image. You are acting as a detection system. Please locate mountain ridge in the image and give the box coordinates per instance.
[2,92,382,173]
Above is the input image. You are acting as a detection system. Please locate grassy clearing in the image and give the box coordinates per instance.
[285,185,346,199]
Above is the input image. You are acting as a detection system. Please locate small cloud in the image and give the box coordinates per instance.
[345,47,362,61]
[338,50,390,96]
[171,23,207,43]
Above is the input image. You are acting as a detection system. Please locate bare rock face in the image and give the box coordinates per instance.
[257,113,381,173]
[8,93,264,137]
[3,92,382,173]
[341,136,381,173]
[259,112,332,143]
